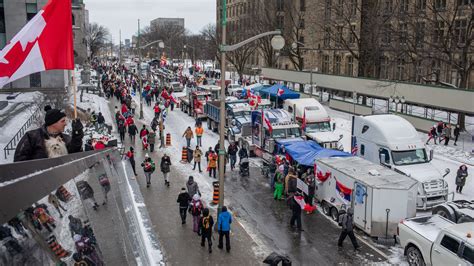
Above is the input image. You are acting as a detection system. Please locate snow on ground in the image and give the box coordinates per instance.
[0,92,45,164]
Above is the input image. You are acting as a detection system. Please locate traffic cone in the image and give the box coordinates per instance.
[180,147,188,163]
[166,133,171,146]
[212,181,219,205]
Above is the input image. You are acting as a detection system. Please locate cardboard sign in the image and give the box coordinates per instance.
[297,178,309,195]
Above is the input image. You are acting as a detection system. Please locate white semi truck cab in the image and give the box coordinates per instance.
[283,98,342,150]
[352,115,449,210]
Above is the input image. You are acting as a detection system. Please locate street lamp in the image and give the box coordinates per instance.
[389,95,406,113]
[218,0,284,216]
[136,22,164,119]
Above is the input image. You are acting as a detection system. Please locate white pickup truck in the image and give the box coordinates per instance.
[398,215,474,266]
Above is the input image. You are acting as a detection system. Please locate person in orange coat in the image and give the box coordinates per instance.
[207,151,218,178]
[195,124,204,147]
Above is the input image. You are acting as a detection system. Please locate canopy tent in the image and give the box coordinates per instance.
[260,84,300,100]
[276,140,350,166]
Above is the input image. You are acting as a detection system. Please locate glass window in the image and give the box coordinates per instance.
[300,0,306,11]
[462,245,474,264]
[26,3,37,21]
[347,56,354,76]
[334,55,341,75]
[379,148,390,164]
[272,129,286,139]
[0,33,6,49]
[287,127,301,137]
[30,73,41,88]
[306,121,331,133]
[440,235,460,254]
[391,149,429,165]
[361,144,365,156]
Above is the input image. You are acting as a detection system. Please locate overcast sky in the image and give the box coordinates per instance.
[84,0,216,43]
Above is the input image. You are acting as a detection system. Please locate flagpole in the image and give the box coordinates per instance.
[69,69,77,119]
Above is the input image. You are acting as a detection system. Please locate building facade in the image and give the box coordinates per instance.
[150,17,185,31]
[72,0,88,65]
[217,0,473,89]
[0,0,88,89]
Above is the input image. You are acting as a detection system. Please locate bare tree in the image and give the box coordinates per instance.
[140,23,187,59]
[87,23,110,61]
[200,23,220,62]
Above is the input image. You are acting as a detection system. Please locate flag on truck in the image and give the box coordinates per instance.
[335,179,352,202]
[0,0,74,88]
[277,88,284,96]
[351,136,358,155]
[261,110,272,133]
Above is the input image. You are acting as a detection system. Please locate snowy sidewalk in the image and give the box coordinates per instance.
[107,95,264,265]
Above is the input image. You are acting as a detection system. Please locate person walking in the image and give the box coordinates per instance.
[288,193,303,231]
[227,142,239,171]
[285,168,298,196]
[118,121,126,143]
[190,194,203,233]
[126,147,137,176]
[99,174,111,205]
[208,150,218,178]
[153,103,161,118]
[48,193,67,218]
[337,207,360,251]
[193,146,203,172]
[128,122,138,142]
[195,124,204,147]
[443,124,451,146]
[182,127,194,148]
[160,153,172,187]
[436,121,444,143]
[218,206,232,252]
[177,188,191,224]
[97,112,105,131]
[148,130,156,152]
[186,176,200,197]
[453,125,461,146]
[141,154,155,188]
[205,147,213,164]
[198,208,214,254]
[304,170,316,208]
[455,165,468,193]
[273,168,284,200]
[426,125,438,145]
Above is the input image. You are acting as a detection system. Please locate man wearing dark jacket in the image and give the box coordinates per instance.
[227,142,239,171]
[160,153,172,187]
[176,188,191,224]
[338,207,360,250]
[289,193,303,231]
[199,208,214,253]
[14,108,83,162]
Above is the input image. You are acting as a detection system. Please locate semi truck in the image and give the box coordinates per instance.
[283,98,342,150]
[432,200,474,224]
[352,114,450,210]
[239,109,302,161]
[204,99,252,142]
[179,89,211,119]
[398,215,474,266]
[314,156,418,238]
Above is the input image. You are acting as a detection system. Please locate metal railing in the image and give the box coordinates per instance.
[3,107,41,159]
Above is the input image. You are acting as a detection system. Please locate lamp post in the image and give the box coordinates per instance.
[218,0,285,215]
[389,95,406,113]
[184,44,196,66]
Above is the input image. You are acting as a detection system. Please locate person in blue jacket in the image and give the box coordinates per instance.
[217,206,232,252]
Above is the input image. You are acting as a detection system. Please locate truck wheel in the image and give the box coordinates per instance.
[432,205,455,222]
[406,246,425,266]
[330,207,339,221]
[458,216,474,223]
[321,202,331,216]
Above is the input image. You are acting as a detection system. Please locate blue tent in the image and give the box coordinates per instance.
[260,84,300,100]
[276,140,351,166]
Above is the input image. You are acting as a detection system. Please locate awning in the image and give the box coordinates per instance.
[277,140,350,166]
[260,84,300,100]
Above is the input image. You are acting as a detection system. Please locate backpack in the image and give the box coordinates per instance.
[202,216,210,229]
[99,175,110,186]
[338,210,347,227]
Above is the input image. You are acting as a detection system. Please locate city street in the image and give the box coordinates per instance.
[107,91,387,264]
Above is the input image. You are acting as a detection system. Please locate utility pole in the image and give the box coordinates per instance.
[138,19,144,119]
[218,0,227,215]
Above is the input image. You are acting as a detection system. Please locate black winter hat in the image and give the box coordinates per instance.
[45,109,66,126]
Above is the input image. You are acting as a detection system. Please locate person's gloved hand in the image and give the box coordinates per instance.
[71,118,84,139]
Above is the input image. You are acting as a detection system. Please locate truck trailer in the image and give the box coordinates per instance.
[315,156,418,238]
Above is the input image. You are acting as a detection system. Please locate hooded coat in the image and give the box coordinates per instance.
[187,177,200,197]
[341,208,354,232]
[456,166,468,186]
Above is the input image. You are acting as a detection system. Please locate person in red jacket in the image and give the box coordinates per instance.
[153,103,161,118]
[121,103,128,117]
[126,116,134,127]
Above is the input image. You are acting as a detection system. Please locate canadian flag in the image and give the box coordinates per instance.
[0,0,74,88]
[261,110,272,133]
[277,87,284,96]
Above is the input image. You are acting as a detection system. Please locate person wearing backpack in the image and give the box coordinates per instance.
[176,188,191,224]
[337,207,360,251]
[141,154,155,188]
[98,174,111,205]
[190,194,203,233]
[160,153,172,187]
[198,208,214,253]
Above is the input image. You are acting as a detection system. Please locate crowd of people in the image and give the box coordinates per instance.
[426,121,461,146]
